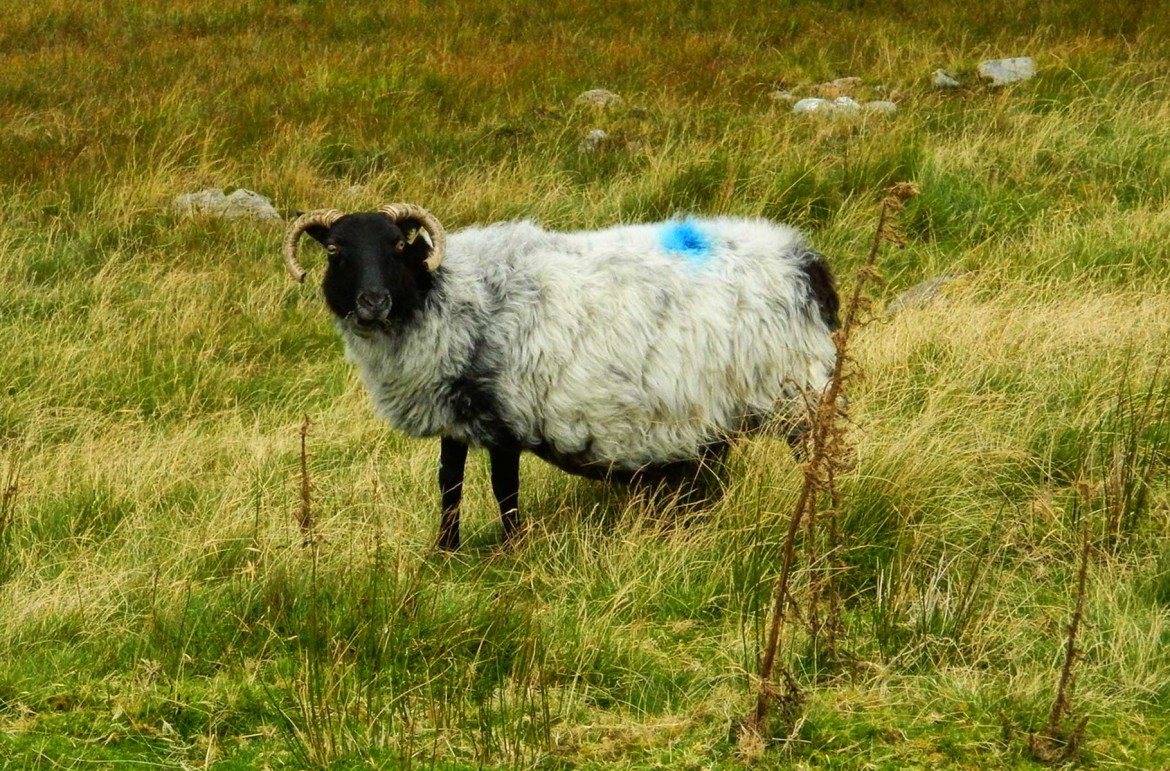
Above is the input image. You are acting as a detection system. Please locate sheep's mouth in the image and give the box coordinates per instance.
[346,314,392,336]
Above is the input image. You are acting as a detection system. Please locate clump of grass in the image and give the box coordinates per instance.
[1098,359,1170,548]
[1024,363,1168,761]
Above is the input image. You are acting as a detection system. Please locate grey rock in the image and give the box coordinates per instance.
[793,96,872,117]
[977,57,1035,85]
[770,90,797,103]
[174,188,281,221]
[174,188,228,215]
[932,69,961,89]
[222,189,282,221]
[886,273,967,316]
[575,88,623,108]
[578,129,608,153]
[832,96,861,112]
[792,97,834,114]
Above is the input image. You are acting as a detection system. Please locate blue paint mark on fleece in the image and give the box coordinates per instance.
[661,220,713,269]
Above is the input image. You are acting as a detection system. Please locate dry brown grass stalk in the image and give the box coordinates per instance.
[1029,521,1092,763]
[297,415,317,546]
[747,183,919,740]
[0,460,19,582]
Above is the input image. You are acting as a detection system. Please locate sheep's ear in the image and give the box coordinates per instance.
[395,216,435,267]
[397,217,423,246]
[303,223,331,246]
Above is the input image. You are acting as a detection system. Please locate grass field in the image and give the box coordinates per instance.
[2,1,1170,767]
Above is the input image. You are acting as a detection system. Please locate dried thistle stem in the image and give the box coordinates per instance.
[298,415,316,545]
[751,183,917,733]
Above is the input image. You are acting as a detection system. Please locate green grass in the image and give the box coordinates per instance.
[2,0,1170,767]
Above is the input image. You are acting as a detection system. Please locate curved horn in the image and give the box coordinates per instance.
[282,209,345,283]
[378,203,447,272]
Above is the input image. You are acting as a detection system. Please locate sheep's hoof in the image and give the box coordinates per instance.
[494,519,530,554]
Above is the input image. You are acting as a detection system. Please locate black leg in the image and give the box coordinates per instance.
[785,419,811,461]
[488,445,522,542]
[438,437,468,551]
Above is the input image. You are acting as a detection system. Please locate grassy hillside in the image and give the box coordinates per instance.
[2,1,1169,767]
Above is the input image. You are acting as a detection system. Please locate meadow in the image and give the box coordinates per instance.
[2,0,1169,767]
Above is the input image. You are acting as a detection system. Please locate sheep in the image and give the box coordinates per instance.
[282,204,839,550]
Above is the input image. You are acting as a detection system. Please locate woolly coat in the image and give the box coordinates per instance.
[338,217,837,473]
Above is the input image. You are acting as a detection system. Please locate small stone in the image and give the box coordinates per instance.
[862,100,898,115]
[578,129,608,153]
[886,273,967,316]
[977,57,1035,86]
[792,97,834,114]
[770,90,797,103]
[932,69,961,89]
[831,76,863,89]
[575,88,623,108]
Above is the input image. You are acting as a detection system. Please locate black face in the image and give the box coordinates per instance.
[305,212,435,334]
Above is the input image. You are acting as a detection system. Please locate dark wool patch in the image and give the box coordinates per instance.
[797,250,840,330]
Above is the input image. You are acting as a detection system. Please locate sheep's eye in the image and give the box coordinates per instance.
[326,244,339,256]
[394,240,406,253]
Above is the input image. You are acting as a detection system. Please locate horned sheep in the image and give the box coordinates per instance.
[282,204,839,550]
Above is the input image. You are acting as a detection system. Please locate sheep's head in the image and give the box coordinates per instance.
[282,204,447,333]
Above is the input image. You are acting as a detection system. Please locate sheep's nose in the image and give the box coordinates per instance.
[356,290,391,320]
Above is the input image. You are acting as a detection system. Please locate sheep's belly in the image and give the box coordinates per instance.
[526,398,768,474]
[527,442,619,481]
[527,439,726,484]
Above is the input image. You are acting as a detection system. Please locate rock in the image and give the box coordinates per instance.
[885,273,967,316]
[221,189,282,221]
[977,57,1035,85]
[174,188,227,215]
[862,100,898,114]
[932,69,961,89]
[575,88,623,108]
[832,96,861,112]
[770,90,797,103]
[793,96,876,117]
[792,97,834,114]
[578,129,608,153]
[174,188,282,221]
[831,76,863,89]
